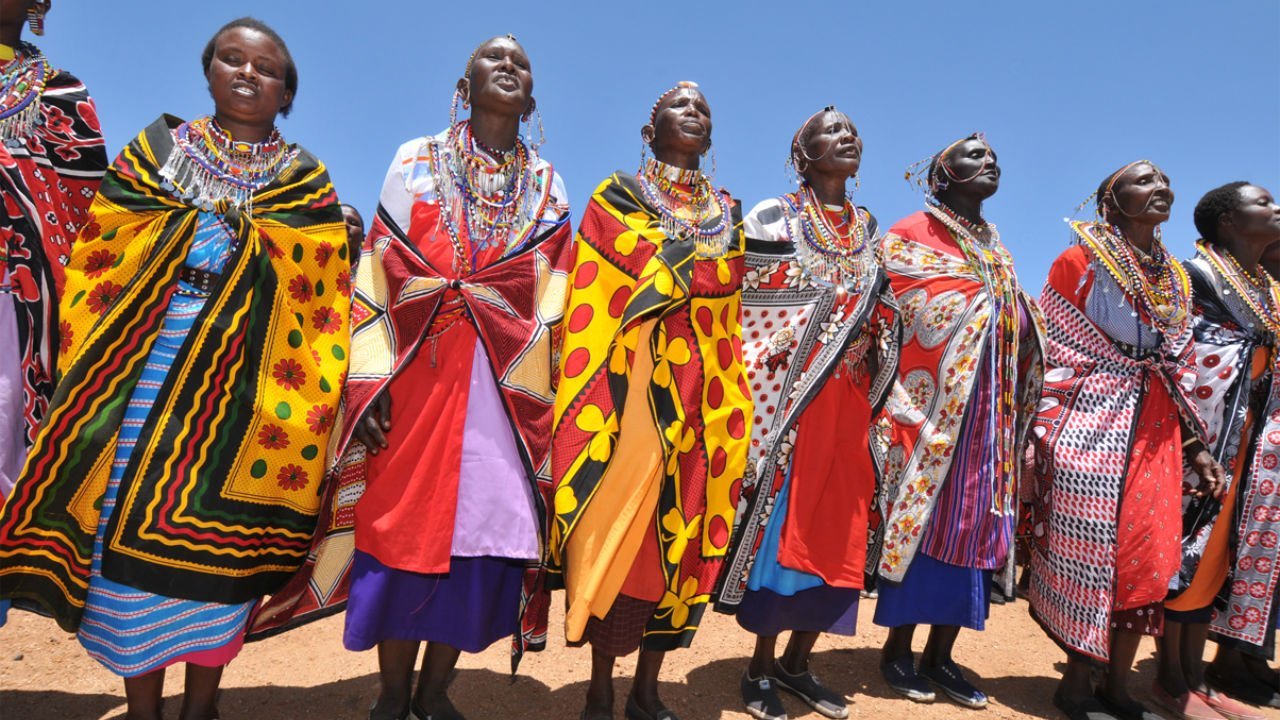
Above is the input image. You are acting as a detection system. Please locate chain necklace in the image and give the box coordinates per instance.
[928,200,1022,516]
[428,121,547,275]
[786,184,871,289]
[1070,220,1190,331]
[637,157,733,258]
[159,116,296,211]
[0,42,51,143]
[1198,240,1280,336]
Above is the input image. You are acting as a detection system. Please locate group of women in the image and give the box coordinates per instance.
[0,8,1277,720]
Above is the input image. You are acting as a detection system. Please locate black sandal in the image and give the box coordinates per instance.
[1051,690,1118,720]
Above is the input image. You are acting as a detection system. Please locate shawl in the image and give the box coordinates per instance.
[877,211,1045,583]
[1029,222,1206,660]
[0,115,349,630]
[549,173,751,649]
[1181,246,1280,647]
[248,142,573,668]
[0,65,106,456]
[714,207,900,612]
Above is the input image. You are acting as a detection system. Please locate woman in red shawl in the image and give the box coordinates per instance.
[1029,161,1226,720]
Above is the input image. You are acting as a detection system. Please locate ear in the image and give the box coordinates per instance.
[640,124,655,146]
[455,78,470,104]
[280,89,295,112]
[524,96,537,120]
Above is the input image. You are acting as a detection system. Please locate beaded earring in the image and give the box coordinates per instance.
[522,104,546,152]
[450,89,462,127]
[705,145,717,184]
[27,3,46,36]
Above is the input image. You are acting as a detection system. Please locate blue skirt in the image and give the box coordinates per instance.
[344,551,524,654]
[737,586,859,636]
[873,552,992,630]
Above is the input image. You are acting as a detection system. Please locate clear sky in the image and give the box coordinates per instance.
[40,0,1279,288]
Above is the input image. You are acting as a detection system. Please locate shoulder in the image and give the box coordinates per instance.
[743,195,794,243]
[886,211,936,240]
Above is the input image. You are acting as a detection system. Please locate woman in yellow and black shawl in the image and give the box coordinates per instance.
[549,81,752,720]
[0,18,348,720]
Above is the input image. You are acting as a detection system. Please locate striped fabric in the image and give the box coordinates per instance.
[77,214,253,677]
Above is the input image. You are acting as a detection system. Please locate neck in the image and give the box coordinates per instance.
[1112,217,1156,253]
[935,191,984,225]
[467,111,520,153]
[0,23,21,50]
[213,113,273,144]
[653,147,700,172]
[1220,235,1263,275]
[804,174,847,207]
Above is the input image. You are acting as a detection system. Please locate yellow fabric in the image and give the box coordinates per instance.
[563,321,664,642]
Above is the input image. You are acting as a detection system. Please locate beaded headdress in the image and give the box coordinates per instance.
[648,80,699,125]
[904,132,988,195]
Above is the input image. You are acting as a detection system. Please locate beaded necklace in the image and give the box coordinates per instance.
[927,200,1023,515]
[637,157,733,258]
[1197,240,1280,337]
[785,184,871,289]
[0,42,52,143]
[1069,220,1190,332]
[426,121,548,275]
[159,116,296,211]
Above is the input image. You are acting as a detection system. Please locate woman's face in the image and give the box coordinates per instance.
[647,88,712,159]
[941,138,1000,197]
[206,26,293,134]
[797,110,862,182]
[1226,184,1280,250]
[462,36,533,118]
[1107,162,1173,225]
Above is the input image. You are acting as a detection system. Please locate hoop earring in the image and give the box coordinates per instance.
[639,141,650,172]
[528,106,546,152]
[706,145,717,183]
[27,5,45,36]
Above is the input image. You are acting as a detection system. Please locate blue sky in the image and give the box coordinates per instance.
[42,1,1278,288]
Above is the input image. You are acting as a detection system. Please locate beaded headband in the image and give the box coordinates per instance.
[648,80,699,125]
[1073,159,1160,220]
[904,132,988,194]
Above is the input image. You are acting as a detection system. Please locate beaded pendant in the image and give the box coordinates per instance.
[787,186,872,290]
[0,42,52,144]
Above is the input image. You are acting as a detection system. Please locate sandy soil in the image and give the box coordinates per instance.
[3,596,1279,720]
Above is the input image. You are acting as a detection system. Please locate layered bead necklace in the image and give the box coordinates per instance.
[1198,239,1280,337]
[0,42,52,143]
[427,121,545,275]
[160,116,296,211]
[786,183,871,289]
[637,157,733,258]
[928,200,1022,516]
[1073,220,1190,331]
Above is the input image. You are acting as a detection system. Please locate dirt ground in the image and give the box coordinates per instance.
[3,596,1280,720]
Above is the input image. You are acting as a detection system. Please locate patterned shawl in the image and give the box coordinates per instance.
[877,212,1046,583]
[714,227,900,611]
[0,115,349,630]
[248,162,574,667]
[1029,222,1206,660]
[549,173,752,649]
[0,65,106,455]
[1182,245,1280,647]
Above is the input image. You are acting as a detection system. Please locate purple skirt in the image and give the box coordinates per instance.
[873,552,992,631]
[344,551,525,653]
[737,586,859,636]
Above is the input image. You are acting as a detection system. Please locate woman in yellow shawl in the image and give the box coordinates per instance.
[0,18,349,720]
[549,82,752,720]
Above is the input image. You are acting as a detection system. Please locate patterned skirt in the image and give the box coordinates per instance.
[76,262,254,677]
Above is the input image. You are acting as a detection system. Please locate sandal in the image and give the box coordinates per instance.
[624,694,680,720]
[1052,689,1120,720]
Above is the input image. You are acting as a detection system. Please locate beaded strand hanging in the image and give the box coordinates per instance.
[159,116,296,211]
[1068,220,1191,332]
[928,200,1023,517]
[1197,239,1280,337]
[0,42,52,143]
[784,183,872,291]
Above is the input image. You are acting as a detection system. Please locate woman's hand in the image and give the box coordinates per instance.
[1187,447,1226,500]
[352,391,392,455]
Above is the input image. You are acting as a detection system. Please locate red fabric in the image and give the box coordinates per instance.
[778,366,875,589]
[1046,244,1182,611]
[352,200,513,574]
